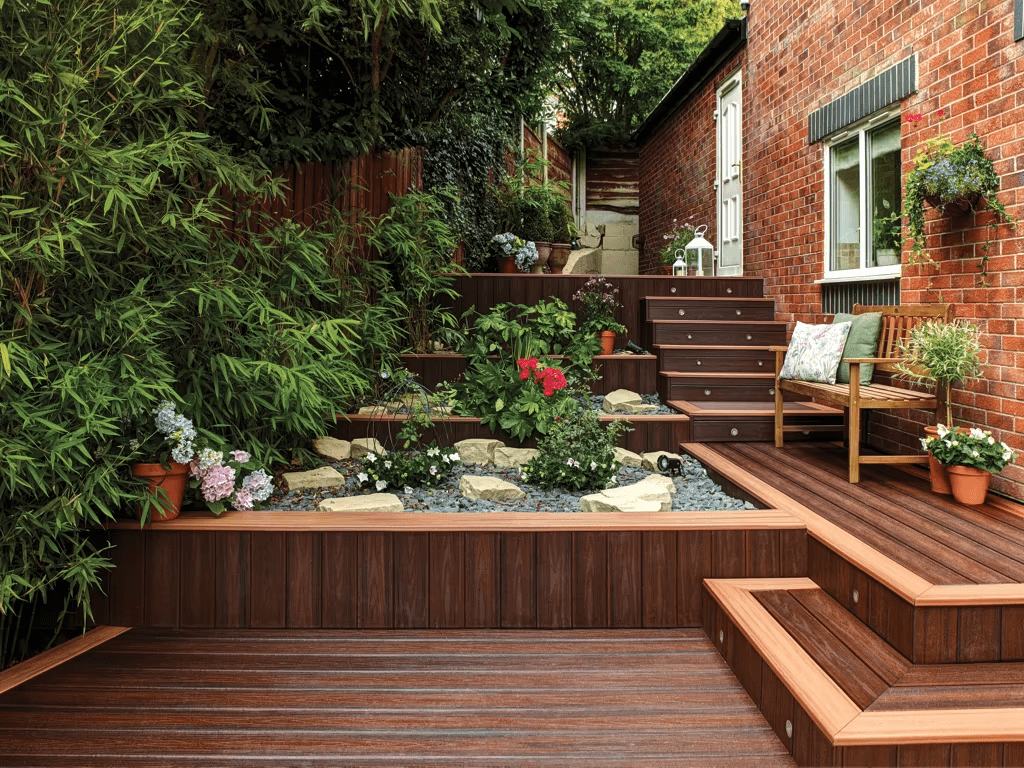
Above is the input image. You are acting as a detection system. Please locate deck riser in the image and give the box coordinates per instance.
[89,527,808,630]
[809,537,1024,664]
[651,323,787,347]
[658,347,776,373]
[645,301,776,322]
[666,379,779,402]
[689,417,843,443]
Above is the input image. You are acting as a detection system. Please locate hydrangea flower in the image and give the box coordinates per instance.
[201,463,236,502]
[241,470,274,502]
[231,450,251,463]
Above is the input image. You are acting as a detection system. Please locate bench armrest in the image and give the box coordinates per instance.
[768,346,789,353]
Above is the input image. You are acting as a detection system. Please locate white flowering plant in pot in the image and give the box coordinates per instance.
[922,425,1015,474]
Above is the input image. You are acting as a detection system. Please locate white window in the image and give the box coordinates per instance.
[823,112,902,278]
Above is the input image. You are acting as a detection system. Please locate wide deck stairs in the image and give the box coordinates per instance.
[640,281,842,442]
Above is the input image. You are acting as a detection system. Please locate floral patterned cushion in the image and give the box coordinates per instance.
[779,321,853,384]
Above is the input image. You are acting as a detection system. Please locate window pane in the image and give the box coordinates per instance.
[869,121,901,267]
[831,138,860,271]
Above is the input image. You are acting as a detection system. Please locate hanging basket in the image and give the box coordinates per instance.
[924,192,982,214]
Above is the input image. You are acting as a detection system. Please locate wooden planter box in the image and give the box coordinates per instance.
[399,353,658,396]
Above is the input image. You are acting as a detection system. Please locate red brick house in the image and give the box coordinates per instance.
[636,0,1024,500]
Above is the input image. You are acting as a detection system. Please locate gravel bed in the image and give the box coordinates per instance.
[267,453,757,514]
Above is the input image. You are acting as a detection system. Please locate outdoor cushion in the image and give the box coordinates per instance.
[833,311,883,385]
[779,321,852,384]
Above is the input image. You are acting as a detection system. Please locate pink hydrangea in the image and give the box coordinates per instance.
[231,488,255,511]
[200,463,236,502]
[231,450,251,464]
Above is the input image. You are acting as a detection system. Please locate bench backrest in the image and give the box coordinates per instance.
[852,304,953,373]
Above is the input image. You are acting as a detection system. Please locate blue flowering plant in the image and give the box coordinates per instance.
[922,424,1015,474]
[904,123,1014,273]
[127,400,198,467]
[492,231,538,272]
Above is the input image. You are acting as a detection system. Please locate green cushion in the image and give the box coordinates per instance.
[833,312,883,385]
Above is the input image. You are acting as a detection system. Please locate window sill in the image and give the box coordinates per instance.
[815,271,901,285]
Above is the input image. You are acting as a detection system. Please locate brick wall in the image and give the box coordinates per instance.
[638,0,1024,500]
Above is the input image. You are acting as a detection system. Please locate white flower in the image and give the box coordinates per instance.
[1003,449,1013,461]
[970,428,986,439]
[427,447,440,457]
[375,480,387,491]
[920,438,929,450]
[936,424,949,437]
[590,461,598,470]
[449,452,459,462]
[972,450,980,457]
[366,452,377,462]
[404,486,413,494]
[384,460,392,469]
[357,472,368,483]
[988,437,996,445]
[429,466,437,475]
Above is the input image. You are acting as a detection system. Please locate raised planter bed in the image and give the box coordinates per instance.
[399,353,658,396]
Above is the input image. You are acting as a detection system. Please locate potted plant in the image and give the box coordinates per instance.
[128,401,197,522]
[923,425,1015,505]
[573,276,628,355]
[491,232,537,273]
[896,319,984,494]
[522,182,558,272]
[904,127,1014,277]
[658,216,698,274]
[547,196,576,274]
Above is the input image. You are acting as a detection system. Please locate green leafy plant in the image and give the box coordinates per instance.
[369,189,467,353]
[923,425,1015,474]
[358,444,461,492]
[520,408,632,491]
[904,128,1015,277]
[895,320,983,428]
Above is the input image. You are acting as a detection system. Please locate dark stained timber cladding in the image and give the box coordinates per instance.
[808,56,916,143]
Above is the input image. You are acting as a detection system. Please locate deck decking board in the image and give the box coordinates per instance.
[0,628,796,766]
[754,590,889,709]
[711,442,1013,585]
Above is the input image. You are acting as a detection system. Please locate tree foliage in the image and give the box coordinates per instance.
[0,0,390,666]
[553,0,742,150]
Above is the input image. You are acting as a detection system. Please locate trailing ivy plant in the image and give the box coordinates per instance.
[904,132,1015,279]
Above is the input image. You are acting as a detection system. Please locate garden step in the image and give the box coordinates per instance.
[643,296,776,322]
[668,400,842,443]
[703,578,1024,765]
[659,372,778,403]
[649,320,788,347]
[654,344,776,374]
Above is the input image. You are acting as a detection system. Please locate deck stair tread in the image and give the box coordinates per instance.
[654,344,775,351]
[702,441,1024,586]
[705,578,1024,755]
[668,400,841,417]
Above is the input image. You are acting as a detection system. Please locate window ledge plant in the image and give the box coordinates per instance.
[904,120,1015,278]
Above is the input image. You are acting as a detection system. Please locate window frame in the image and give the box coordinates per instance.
[822,107,903,282]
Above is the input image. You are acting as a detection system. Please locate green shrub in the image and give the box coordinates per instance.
[520,409,632,491]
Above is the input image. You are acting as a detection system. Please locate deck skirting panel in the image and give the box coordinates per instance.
[91,523,807,630]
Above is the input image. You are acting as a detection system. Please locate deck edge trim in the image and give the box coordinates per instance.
[0,625,130,695]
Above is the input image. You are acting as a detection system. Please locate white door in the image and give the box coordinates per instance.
[717,72,743,275]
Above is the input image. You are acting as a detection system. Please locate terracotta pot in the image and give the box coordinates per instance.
[534,242,551,273]
[596,330,616,356]
[132,461,189,521]
[548,244,570,274]
[660,265,673,275]
[946,464,992,506]
[923,426,951,495]
[496,255,517,274]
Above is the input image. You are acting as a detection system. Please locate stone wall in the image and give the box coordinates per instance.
[637,0,1024,500]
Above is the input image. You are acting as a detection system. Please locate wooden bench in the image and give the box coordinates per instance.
[773,304,953,483]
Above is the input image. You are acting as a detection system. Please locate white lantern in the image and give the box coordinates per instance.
[684,225,715,276]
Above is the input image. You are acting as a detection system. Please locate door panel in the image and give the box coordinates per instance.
[717,75,743,275]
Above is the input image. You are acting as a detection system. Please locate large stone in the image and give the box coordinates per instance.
[493,446,539,468]
[350,438,386,459]
[312,437,351,461]
[318,493,403,513]
[459,475,525,501]
[602,388,643,413]
[357,406,390,416]
[614,447,643,467]
[455,439,502,466]
[283,466,346,491]
[641,450,684,472]
[579,475,674,513]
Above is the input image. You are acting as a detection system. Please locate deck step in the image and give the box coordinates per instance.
[667,400,843,442]
[643,296,776,322]
[655,344,776,373]
[650,320,787,347]
[703,578,1024,766]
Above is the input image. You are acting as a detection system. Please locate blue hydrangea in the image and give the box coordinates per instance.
[242,469,274,502]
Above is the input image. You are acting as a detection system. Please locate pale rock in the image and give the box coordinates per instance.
[641,450,684,472]
[312,437,351,461]
[459,475,526,501]
[318,493,403,513]
[357,406,389,416]
[455,438,502,466]
[350,438,386,459]
[622,403,659,414]
[613,447,643,467]
[602,389,643,413]
[493,446,539,468]
[579,475,674,513]
[283,466,346,491]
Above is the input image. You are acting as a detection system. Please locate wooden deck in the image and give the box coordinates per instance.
[0,627,796,766]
